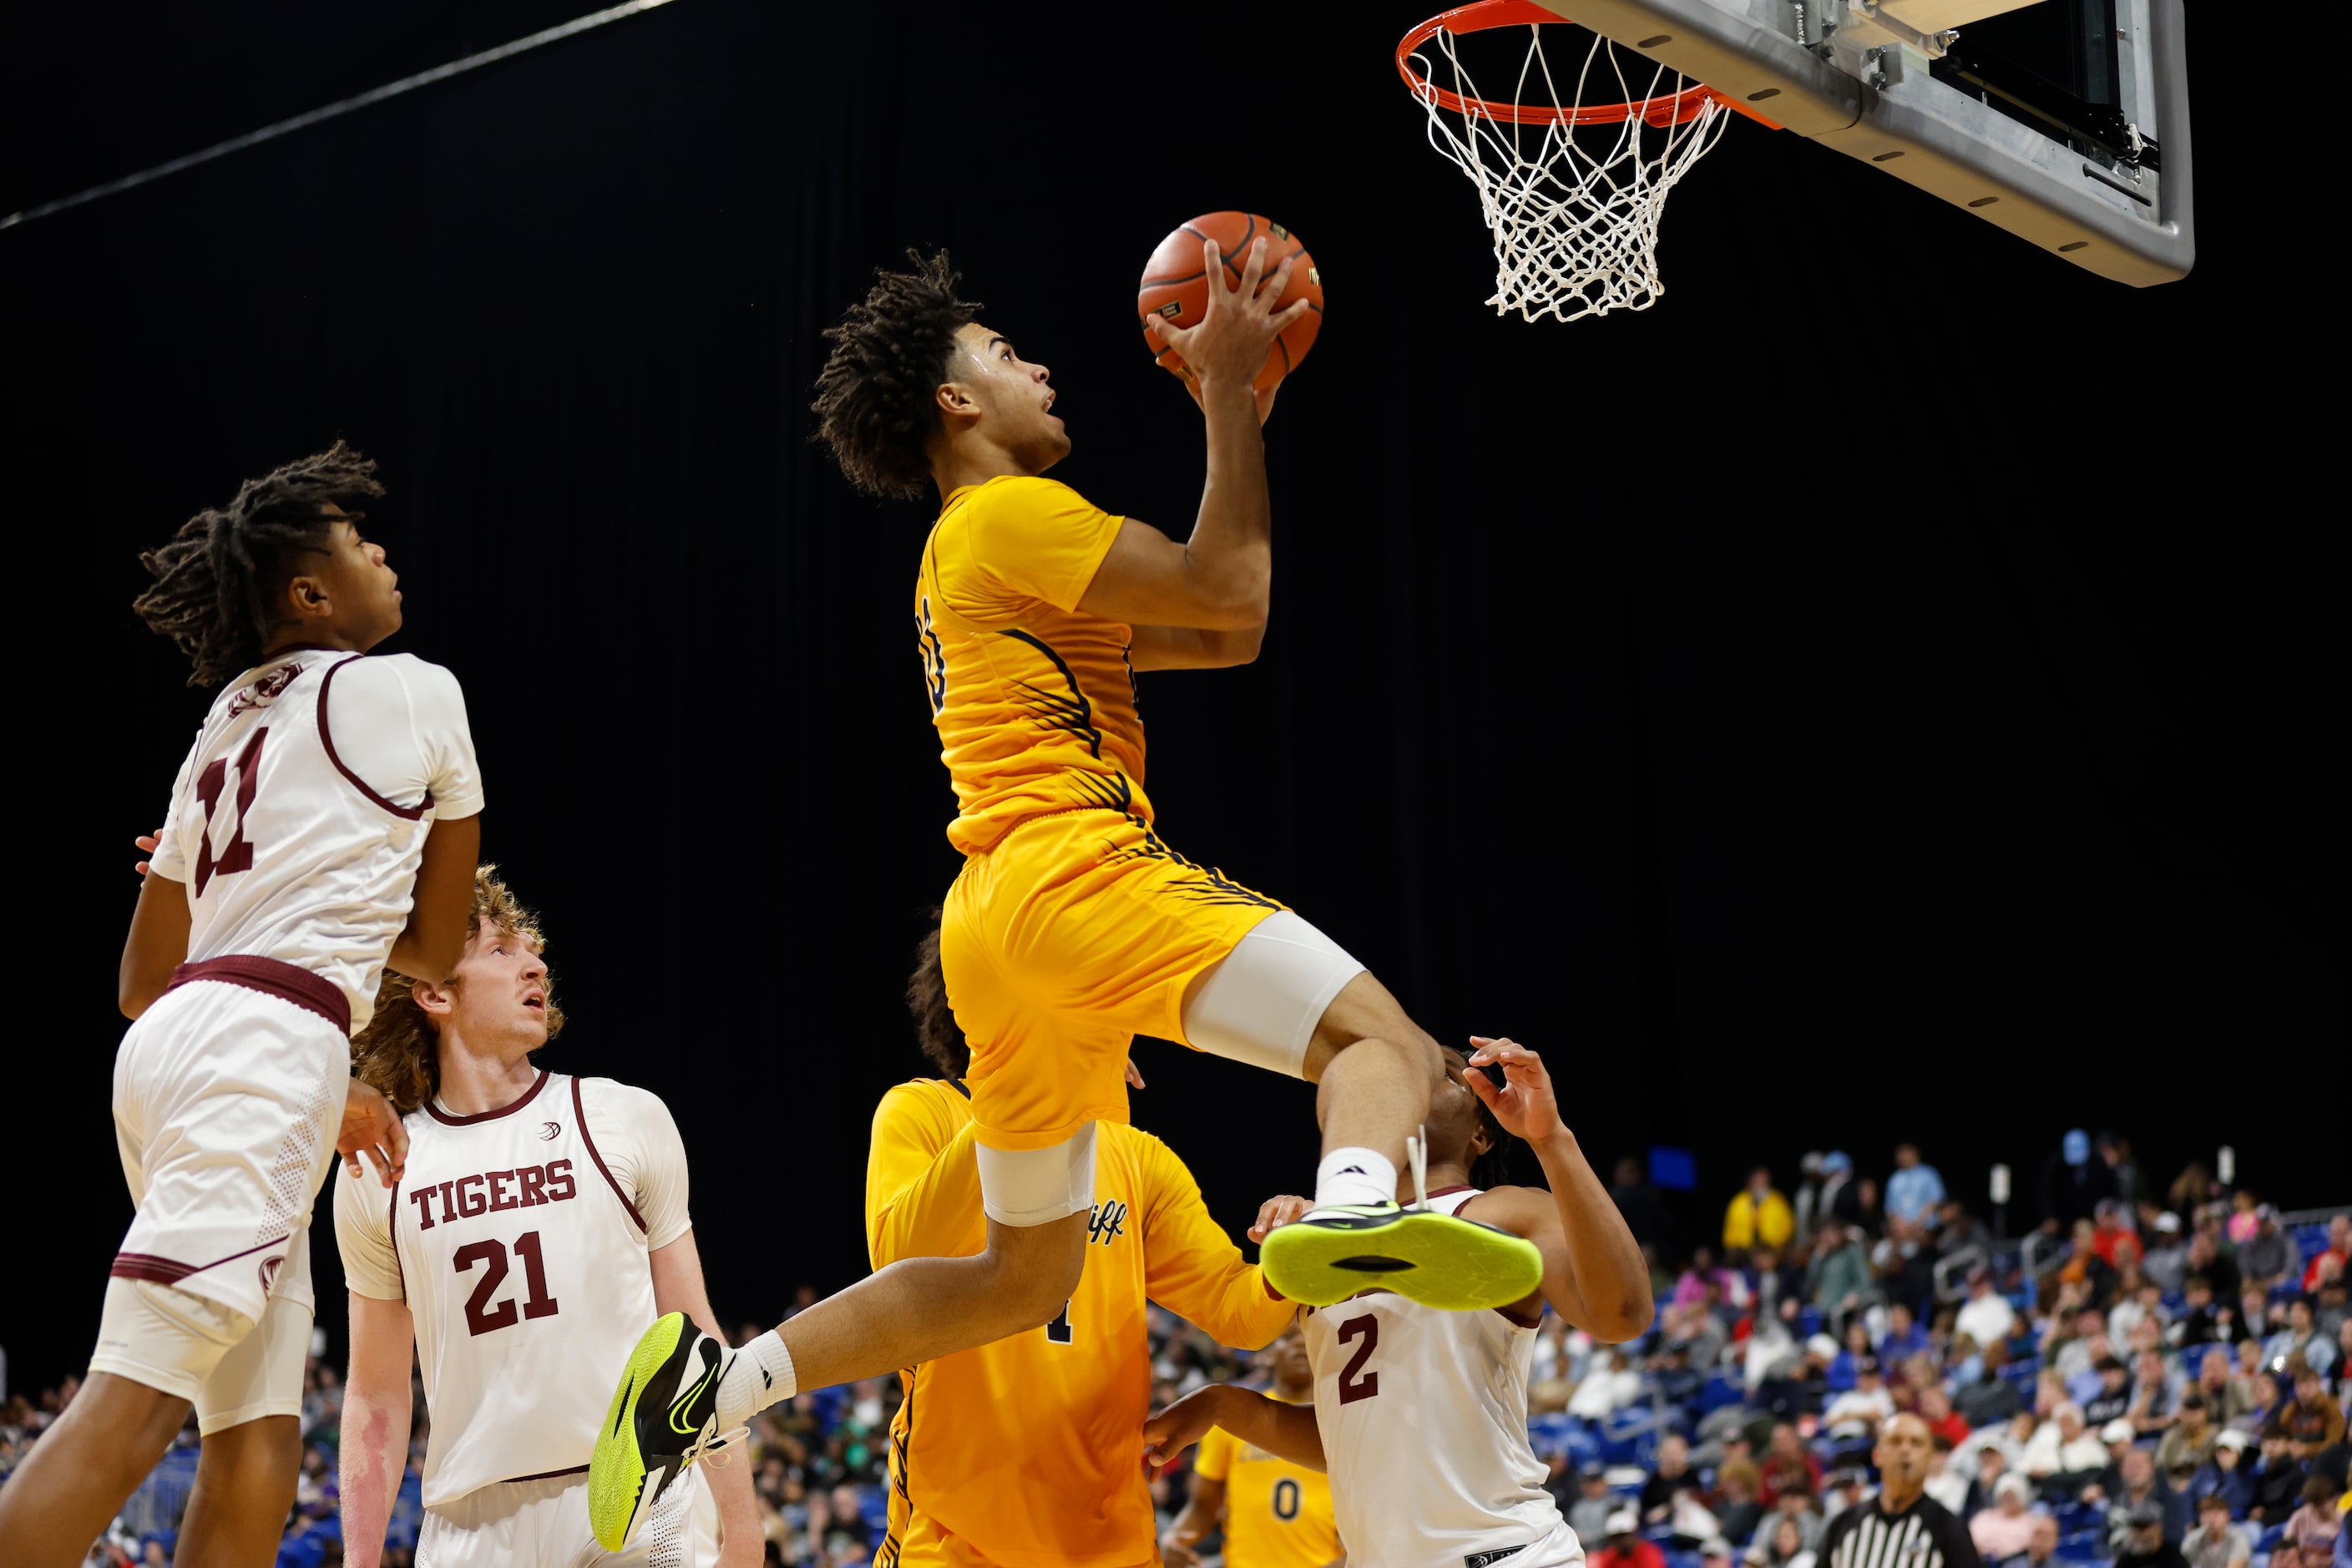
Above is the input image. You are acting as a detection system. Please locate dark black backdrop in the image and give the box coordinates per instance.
[3,1,2339,1393]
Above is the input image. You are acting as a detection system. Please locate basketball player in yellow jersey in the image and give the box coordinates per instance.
[1162,1326,1341,1568]
[867,923,1296,1568]
[588,242,1593,1551]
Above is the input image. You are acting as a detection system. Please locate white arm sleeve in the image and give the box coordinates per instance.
[145,744,200,883]
[582,1080,693,1249]
[332,1160,407,1302]
[321,655,486,821]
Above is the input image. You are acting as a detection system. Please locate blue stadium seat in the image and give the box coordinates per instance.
[860,1485,891,1534]
[1698,1373,1744,1415]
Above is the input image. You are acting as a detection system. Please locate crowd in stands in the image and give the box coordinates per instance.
[8,1132,2346,1568]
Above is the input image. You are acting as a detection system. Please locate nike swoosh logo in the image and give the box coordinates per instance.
[669,1356,717,1437]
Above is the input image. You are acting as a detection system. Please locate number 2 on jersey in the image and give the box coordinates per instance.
[1335,1313,1380,1404]
[453,1230,560,1336]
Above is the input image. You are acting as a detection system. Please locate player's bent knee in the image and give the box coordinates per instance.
[88,1277,256,1406]
[1186,912,1366,1080]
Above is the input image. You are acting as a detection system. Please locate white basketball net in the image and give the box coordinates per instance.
[1409,22,1731,322]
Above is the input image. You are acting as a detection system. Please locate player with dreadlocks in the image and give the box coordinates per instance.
[0,443,483,1567]
[589,243,1648,1550]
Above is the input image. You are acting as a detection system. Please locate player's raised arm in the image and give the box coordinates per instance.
[1075,237,1307,634]
[1464,1037,1655,1342]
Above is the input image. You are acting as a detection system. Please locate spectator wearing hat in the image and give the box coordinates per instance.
[1590,1507,1667,1568]
[2145,1212,2192,1295]
[2185,1429,2256,1519]
[2041,1130,2121,1232]
[2240,1207,2296,1291]
[2085,1357,2137,1430]
[1567,1460,1617,1545]
[2159,1393,2223,1481]
[1728,1168,1798,1255]
[1816,1414,1981,1568]
[1969,1474,2039,1560]
[1821,1467,1876,1525]
[1958,1269,2019,1356]
[1887,1146,1946,1232]
[2183,1490,2253,1568]
[2116,1500,2192,1568]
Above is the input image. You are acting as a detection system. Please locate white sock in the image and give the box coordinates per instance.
[712,1329,797,1431]
[1313,1146,1399,1209]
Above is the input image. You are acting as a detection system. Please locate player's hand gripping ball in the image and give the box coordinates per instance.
[1137,212,1323,397]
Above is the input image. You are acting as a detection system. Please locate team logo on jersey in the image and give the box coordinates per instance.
[225,661,306,720]
[258,1253,283,1296]
[1086,1199,1129,1246]
[539,1121,561,1141]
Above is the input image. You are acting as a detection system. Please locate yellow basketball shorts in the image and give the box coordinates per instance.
[942,810,1284,1153]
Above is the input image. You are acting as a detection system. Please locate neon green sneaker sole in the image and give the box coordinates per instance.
[589,1312,688,1550]
[1261,1206,1545,1310]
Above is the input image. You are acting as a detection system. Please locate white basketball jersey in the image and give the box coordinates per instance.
[146,649,482,1032]
[1302,1188,1575,1568]
[367,1074,662,1507]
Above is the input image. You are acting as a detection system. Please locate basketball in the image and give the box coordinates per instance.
[1136,212,1323,396]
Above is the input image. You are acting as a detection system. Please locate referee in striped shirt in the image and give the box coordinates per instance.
[1818,1414,1985,1568]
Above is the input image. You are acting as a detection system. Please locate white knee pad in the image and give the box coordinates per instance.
[89,1276,255,1404]
[1181,910,1366,1080]
[195,1292,312,1434]
[976,1123,1099,1227]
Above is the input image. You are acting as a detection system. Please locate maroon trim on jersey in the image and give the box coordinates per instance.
[387,1177,407,1302]
[166,955,352,1034]
[112,1232,290,1287]
[316,655,434,822]
[1425,1184,1474,1200]
[574,1076,649,1234]
[503,1464,591,1485]
[425,1069,552,1126]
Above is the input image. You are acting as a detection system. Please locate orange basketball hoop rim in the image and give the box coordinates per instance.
[1397,0,1783,129]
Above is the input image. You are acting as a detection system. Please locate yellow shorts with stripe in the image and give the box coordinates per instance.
[942,809,1283,1152]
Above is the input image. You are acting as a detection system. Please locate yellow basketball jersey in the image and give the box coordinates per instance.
[1196,1411,1343,1568]
[866,1078,1294,1568]
[914,475,1154,856]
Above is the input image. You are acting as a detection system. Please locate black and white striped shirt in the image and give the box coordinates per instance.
[1818,1495,1982,1568]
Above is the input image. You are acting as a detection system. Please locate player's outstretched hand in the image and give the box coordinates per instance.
[1465,1036,1565,1145]
[1148,235,1311,406]
[1142,1385,1231,1476]
[340,1080,409,1186]
[1248,1193,1311,1243]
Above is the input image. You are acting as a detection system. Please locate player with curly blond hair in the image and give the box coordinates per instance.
[334,867,760,1568]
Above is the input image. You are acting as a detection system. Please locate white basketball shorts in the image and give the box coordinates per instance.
[110,964,352,1325]
[417,1468,720,1568]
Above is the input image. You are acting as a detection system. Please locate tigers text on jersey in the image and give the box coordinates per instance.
[914,476,1155,856]
[1301,1188,1576,1568]
[335,1073,691,1509]
[145,649,483,1033]
[1195,1401,1341,1568]
[1817,1495,1982,1568]
[865,1078,1293,1568]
